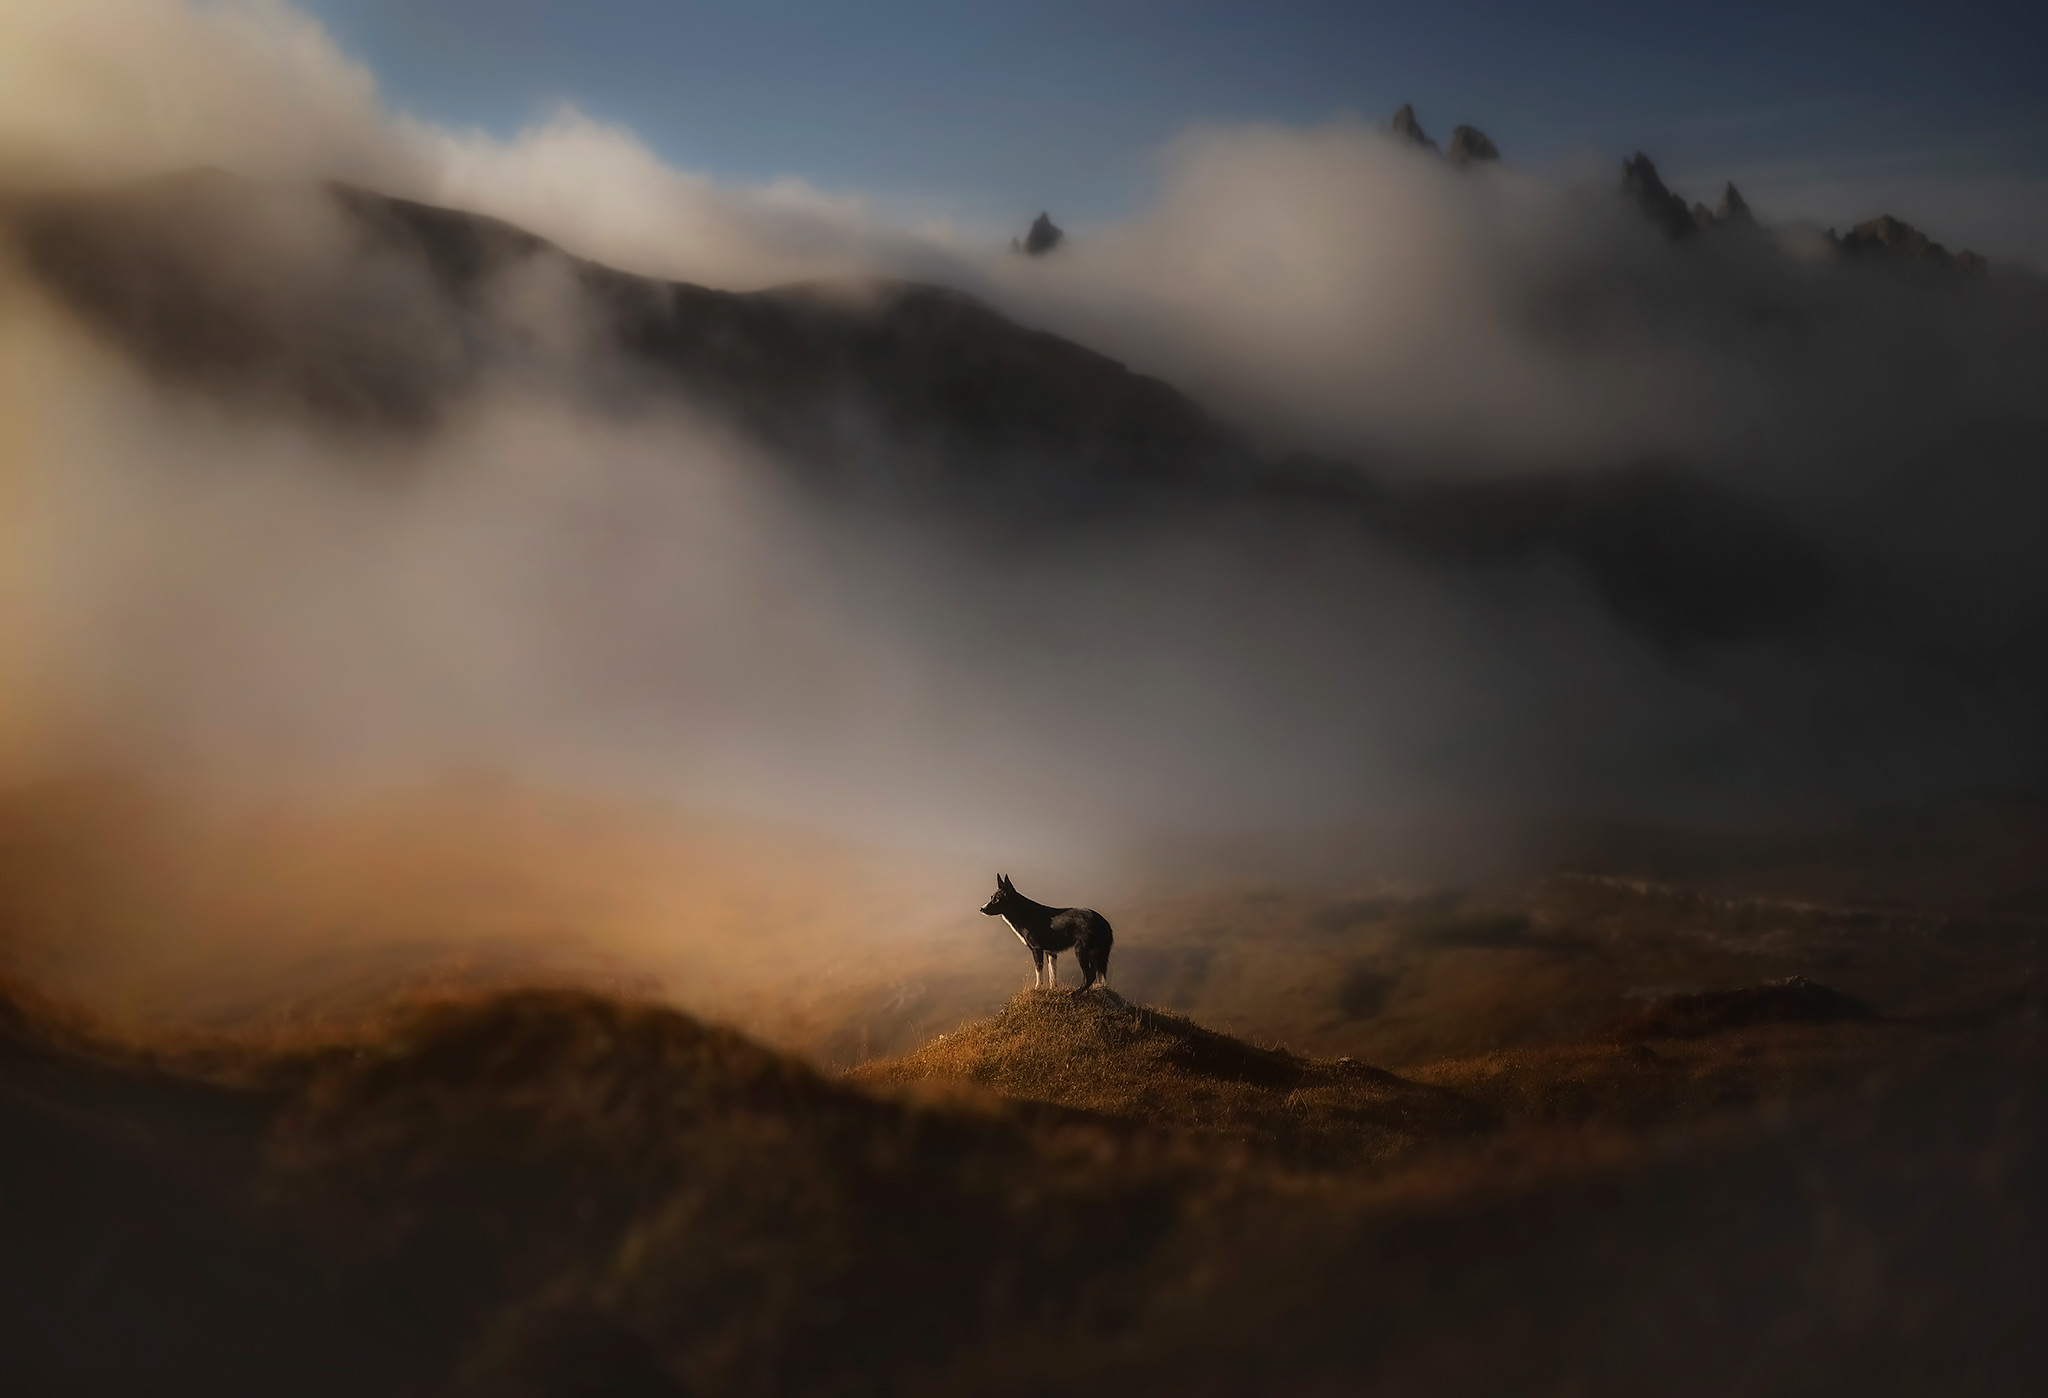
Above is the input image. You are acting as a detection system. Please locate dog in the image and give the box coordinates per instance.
[979,874,1113,990]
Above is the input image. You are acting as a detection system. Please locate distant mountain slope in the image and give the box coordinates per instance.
[3,171,1848,650]
[8,171,1256,499]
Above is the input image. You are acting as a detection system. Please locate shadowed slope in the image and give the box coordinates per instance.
[5,171,1255,501]
[257,988,1237,1398]
[1608,973,1877,1038]
[5,963,2048,1395]
[0,973,412,1396]
[1,977,1218,1397]
[1412,1018,1916,1131]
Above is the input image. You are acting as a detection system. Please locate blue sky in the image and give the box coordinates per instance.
[299,1,2048,241]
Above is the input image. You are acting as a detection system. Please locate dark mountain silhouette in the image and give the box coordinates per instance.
[1386,107,1498,168]
[1691,181,1757,230]
[1839,213,1989,272]
[1622,152,1700,240]
[11,173,1248,511]
[3,171,1842,648]
[1013,210,1065,256]
[1612,157,1988,270]
[1446,124,1500,165]
[1373,106,1991,270]
[1714,181,1754,226]
[1388,103,1439,153]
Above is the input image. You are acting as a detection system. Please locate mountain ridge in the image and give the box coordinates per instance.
[2,169,1849,651]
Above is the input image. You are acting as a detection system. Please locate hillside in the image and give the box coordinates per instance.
[862,979,1934,1153]
[5,170,1255,499]
[6,945,2046,1396]
[774,801,2048,1071]
[4,171,1850,652]
[855,988,1490,1166]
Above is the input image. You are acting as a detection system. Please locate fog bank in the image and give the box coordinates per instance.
[4,1,2048,1028]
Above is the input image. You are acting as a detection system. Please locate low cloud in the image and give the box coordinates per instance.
[3,3,2048,1024]
[425,106,968,290]
[0,0,405,189]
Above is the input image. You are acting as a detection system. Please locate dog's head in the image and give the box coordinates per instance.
[979,873,1016,917]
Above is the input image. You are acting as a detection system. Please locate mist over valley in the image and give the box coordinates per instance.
[4,4,2048,1394]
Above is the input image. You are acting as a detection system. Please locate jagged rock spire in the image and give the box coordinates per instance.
[1715,182,1754,225]
[1388,104,1439,153]
[1841,214,1985,272]
[1012,211,1064,257]
[1447,125,1500,165]
[1621,152,1698,240]
[1844,214,1938,259]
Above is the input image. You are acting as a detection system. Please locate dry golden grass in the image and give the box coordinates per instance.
[7,950,2048,1396]
[1409,1019,1924,1131]
[855,987,1490,1167]
[853,978,1947,1163]
[8,798,2048,1395]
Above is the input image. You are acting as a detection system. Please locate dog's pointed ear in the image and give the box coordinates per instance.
[999,873,1012,891]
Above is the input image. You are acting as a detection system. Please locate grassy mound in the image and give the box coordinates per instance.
[855,987,1488,1167]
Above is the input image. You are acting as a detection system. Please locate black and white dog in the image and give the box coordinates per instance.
[979,874,1113,990]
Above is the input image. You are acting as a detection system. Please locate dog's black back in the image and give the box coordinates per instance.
[979,874,1113,989]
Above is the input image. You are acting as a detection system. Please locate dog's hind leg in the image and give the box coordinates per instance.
[1088,947,1106,990]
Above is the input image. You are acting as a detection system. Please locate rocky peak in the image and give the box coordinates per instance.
[1844,214,1933,258]
[1621,153,1698,240]
[1012,212,1065,257]
[1388,104,1440,153]
[1839,214,1987,273]
[1715,182,1754,225]
[1447,125,1500,166]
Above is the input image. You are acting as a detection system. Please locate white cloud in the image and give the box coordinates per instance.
[421,104,970,289]
[0,0,409,188]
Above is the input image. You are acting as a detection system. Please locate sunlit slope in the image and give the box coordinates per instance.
[856,988,1489,1165]
[857,974,1956,1155]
